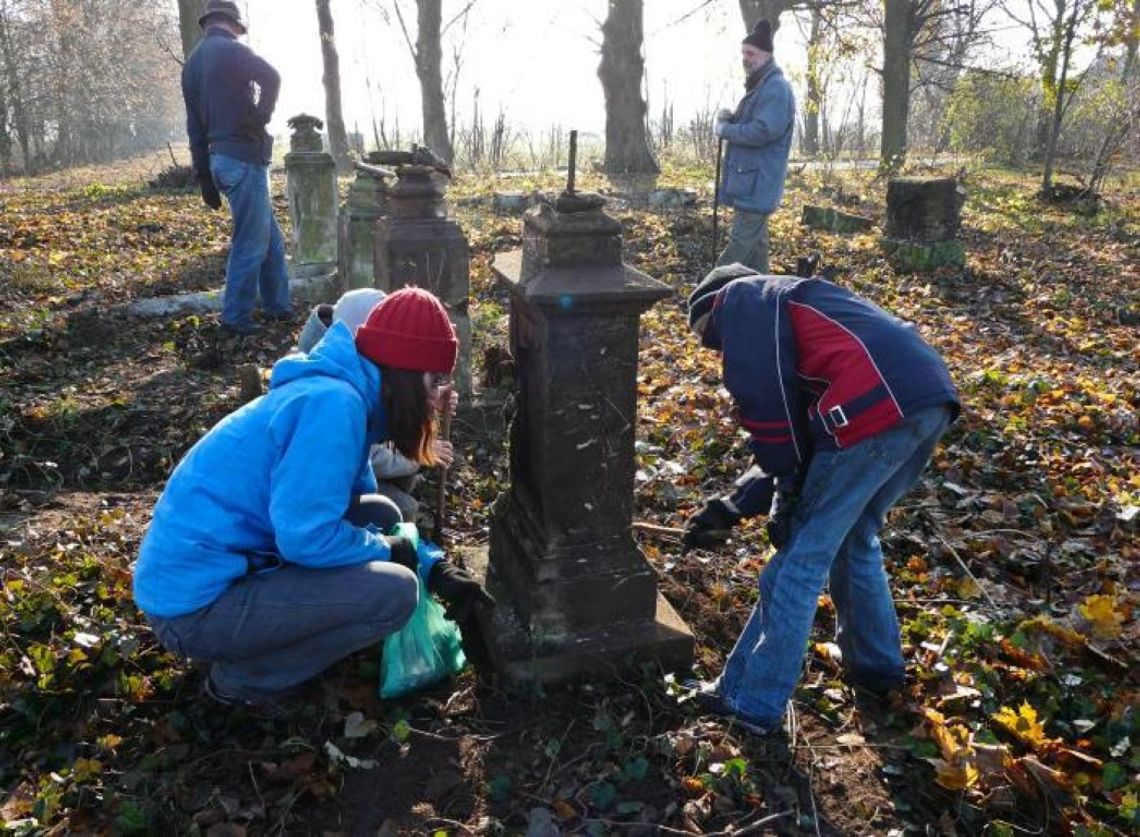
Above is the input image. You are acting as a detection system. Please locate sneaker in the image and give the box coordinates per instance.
[683,679,779,737]
[220,319,261,336]
[202,676,291,720]
[260,308,296,323]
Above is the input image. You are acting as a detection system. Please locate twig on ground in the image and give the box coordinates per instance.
[935,535,998,609]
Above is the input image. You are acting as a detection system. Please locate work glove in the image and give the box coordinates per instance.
[237,112,270,143]
[682,497,741,554]
[428,561,495,623]
[716,108,734,122]
[766,484,799,550]
[384,535,419,573]
[199,175,222,210]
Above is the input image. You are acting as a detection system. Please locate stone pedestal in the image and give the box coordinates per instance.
[471,192,695,686]
[801,205,875,233]
[373,162,471,394]
[284,114,339,282]
[881,177,966,271]
[340,161,392,290]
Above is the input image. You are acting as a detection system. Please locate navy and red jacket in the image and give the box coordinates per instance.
[704,273,959,517]
[181,27,280,179]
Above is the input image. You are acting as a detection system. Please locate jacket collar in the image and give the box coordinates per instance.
[204,26,237,40]
[745,60,779,92]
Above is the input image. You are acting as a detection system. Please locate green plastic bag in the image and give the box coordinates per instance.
[378,524,466,699]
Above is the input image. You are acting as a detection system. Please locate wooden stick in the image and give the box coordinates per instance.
[631,521,684,538]
[432,386,453,544]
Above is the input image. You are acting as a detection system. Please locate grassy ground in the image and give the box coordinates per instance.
[1,153,1137,835]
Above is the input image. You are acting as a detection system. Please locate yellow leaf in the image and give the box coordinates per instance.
[72,758,103,781]
[1077,594,1124,639]
[928,757,980,790]
[993,702,1048,747]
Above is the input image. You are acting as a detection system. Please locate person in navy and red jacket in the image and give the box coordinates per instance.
[683,263,959,735]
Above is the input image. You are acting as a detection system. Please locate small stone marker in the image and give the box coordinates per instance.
[881,177,967,271]
[284,114,339,300]
[372,147,472,395]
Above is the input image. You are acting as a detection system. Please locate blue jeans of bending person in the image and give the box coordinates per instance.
[717,405,952,729]
[147,493,412,702]
[209,153,290,329]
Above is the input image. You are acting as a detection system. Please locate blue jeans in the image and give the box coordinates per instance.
[147,494,412,701]
[209,153,290,328]
[718,405,952,728]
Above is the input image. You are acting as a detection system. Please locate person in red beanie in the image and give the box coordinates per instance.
[134,287,492,710]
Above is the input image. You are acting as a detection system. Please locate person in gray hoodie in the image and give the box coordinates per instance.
[714,19,795,273]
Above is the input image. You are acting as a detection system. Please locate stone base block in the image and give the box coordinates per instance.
[880,238,965,272]
[289,262,340,304]
[459,546,694,687]
[801,205,875,233]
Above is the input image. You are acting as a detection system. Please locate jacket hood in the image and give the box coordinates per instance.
[269,321,382,416]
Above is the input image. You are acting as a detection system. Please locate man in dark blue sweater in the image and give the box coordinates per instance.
[182,0,289,335]
[682,264,959,735]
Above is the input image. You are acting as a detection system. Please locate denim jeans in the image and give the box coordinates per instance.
[209,153,290,328]
[147,493,412,701]
[717,405,952,728]
[717,209,770,273]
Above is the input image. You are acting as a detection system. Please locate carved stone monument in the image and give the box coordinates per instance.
[340,160,392,290]
[467,135,694,686]
[284,114,339,300]
[881,177,967,272]
[372,148,471,394]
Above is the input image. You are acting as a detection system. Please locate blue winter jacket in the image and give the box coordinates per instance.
[720,62,795,215]
[133,323,395,619]
[181,27,279,179]
[705,271,959,517]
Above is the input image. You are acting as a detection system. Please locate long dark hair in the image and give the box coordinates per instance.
[381,368,438,466]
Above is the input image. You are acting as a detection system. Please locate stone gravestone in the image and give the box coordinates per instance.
[340,159,392,290]
[466,182,695,686]
[372,148,472,395]
[881,177,967,271]
[284,114,339,302]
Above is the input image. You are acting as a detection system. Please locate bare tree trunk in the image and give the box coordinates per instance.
[802,5,823,156]
[738,0,795,32]
[1042,0,1086,192]
[1087,0,1138,192]
[414,0,453,162]
[599,0,659,174]
[880,0,915,169]
[316,0,351,171]
[178,0,206,59]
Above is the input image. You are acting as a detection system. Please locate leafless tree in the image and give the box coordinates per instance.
[316,0,351,171]
[598,0,659,174]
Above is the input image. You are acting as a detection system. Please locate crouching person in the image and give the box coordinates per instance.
[683,264,959,734]
[133,287,491,709]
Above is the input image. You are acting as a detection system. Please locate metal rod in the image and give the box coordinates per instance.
[566,129,578,194]
[712,138,724,271]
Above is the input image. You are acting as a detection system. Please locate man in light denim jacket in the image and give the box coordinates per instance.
[714,19,795,273]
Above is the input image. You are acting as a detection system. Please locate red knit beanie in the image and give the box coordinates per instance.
[355,287,458,374]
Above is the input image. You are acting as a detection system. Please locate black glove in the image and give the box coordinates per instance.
[428,561,495,623]
[199,175,222,210]
[766,487,799,550]
[682,497,742,554]
[237,112,270,143]
[385,536,418,572]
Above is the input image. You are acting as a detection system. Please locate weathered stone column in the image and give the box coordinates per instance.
[468,190,695,686]
[339,160,392,290]
[881,177,967,272]
[284,114,339,301]
[372,151,472,394]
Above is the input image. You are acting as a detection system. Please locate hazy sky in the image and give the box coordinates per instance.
[235,0,1038,142]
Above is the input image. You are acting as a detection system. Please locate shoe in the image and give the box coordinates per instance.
[683,679,779,737]
[260,308,295,323]
[220,320,261,336]
[202,675,291,720]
